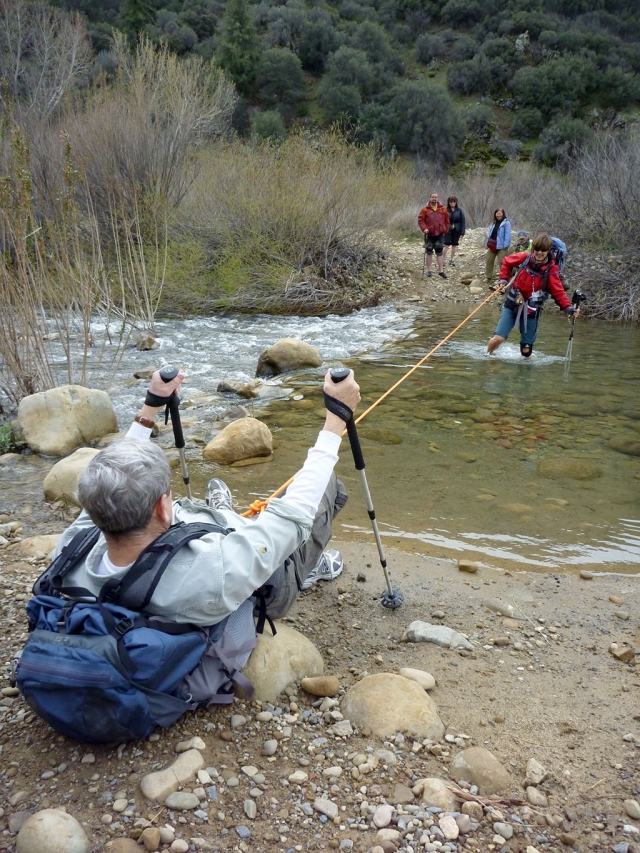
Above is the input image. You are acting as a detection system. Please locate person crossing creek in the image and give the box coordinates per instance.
[486,233,579,359]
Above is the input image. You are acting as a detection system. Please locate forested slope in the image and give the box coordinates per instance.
[51,0,640,165]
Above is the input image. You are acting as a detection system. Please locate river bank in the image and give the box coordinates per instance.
[0,532,638,852]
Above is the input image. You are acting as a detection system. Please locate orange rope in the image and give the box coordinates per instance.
[242,289,500,516]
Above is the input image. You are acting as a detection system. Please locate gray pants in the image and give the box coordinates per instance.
[257,473,347,619]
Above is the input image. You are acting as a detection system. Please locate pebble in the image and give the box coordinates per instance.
[112,799,128,812]
[241,766,258,777]
[624,799,640,819]
[256,711,273,722]
[526,786,548,807]
[373,804,394,828]
[235,825,251,838]
[244,800,257,819]
[526,757,547,785]
[193,810,208,821]
[314,798,339,820]
[610,595,623,605]
[262,739,278,756]
[230,714,247,729]
[623,824,640,835]
[164,792,200,810]
[141,750,204,802]
[458,559,478,573]
[170,842,189,853]
[140,827,161,852]
[616,610,631,621]
[81,753,95,764]
[288,770,308,784]
[175,737,205,753]
[455,813,472,834]
[579,570,594,579]
[159,827,175,844]
[398,667,436,691]
[9,791,29,807]
[613,844,630,853]
[301,676,340,696]
[439,814,459,840]
[494,821,513,840]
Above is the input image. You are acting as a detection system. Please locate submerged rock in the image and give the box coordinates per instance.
[609,435,640,457]
[537,457,602,480]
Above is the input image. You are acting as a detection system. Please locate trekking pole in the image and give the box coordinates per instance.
[159,365,192,499]
[329,368,403,610]
[563,289,586,380]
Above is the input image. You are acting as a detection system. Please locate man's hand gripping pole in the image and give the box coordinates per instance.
[325,368,403,610]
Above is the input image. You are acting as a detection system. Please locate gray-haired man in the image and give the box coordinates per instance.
[51,368,359,638]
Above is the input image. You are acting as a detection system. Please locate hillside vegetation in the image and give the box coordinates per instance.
[47,0,640,166]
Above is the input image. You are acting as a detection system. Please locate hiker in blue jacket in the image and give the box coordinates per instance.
[485,209,511,283]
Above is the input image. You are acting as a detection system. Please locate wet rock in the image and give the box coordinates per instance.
[449,747,511,795]
[18,385,118,456]
[398,667,436,691]
[457,559,478,573]
[341,673,444,740]
[413,778,456,811]
[16,534,60,558]
[217,406,249,422]
[256,338,322,378]
[609,435,640,457]
[301,676,340,696]
[402,620,473,651]
[140,749,204,802]
[135,332,158,351]
[217,380,264,399]
[43,448,100,506]
[526,758,547,785]
[203,418,272,465]
[164,792,200,810]
[537,457,602,480]
[240,622,323,703]
[358,427,403,445]
[133,368,155,380]
[16,809,90,853]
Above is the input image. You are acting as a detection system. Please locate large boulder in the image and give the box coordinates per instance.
[536,457,602,480]
[240,622,324,703]
[256,338,322,378]
[18,385,118,456]
[203,418,272,465]
[449,747,511,795]
[341,673,445,740]
[17,809,90,853]
[135,332,158,351]
[43,448,99,505]
[16,534,60,558]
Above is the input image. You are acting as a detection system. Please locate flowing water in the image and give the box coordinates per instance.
[4,302,640,575]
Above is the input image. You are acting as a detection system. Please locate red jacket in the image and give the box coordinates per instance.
[418,204,449,237]
[500,251,571,310]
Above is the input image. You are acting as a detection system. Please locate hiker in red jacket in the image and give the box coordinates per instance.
[486,233,579,358]
[418,192,450,279]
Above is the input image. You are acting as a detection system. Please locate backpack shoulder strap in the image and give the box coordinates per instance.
[33,526,101,599]
[103,521,233,612]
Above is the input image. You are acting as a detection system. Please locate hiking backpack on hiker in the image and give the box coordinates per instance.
[14,521,259,743]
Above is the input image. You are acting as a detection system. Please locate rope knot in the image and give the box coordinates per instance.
[247,498,269,516]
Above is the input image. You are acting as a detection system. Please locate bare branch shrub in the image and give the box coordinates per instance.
[179,132,413,314]
[63,35,236,218]
[0,0,92,123]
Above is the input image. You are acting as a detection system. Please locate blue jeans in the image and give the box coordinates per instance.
[494,305,539,346]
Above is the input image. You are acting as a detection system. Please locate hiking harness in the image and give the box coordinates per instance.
[502,253,555,334]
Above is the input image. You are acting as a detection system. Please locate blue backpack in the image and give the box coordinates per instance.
[15,522,257,743]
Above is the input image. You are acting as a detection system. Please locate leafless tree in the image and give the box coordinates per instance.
[0,0,92,123]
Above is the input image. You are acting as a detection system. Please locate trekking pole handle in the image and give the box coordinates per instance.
[159,365,186,450]
[330,368,365,471]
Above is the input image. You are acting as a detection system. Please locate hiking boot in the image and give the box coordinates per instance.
[205,478,234,511]
[449,259,455,266]
[301,548,344,590]
[439,271,447,279]
[426,271,432,278]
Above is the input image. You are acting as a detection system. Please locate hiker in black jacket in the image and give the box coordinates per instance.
[443,196,466,266]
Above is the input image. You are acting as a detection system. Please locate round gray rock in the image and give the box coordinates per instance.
[17,809,90,853]
[164,792,200,810]
[256,338,322,378]
[449,747,511,795]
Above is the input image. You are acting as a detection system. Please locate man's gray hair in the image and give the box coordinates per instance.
[78,438,171,536]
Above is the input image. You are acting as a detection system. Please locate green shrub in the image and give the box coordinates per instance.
[511,108,544,141]
[251,110,287,142]
[0,423,24,455]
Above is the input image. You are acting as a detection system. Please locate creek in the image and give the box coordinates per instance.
[3,302,640,575]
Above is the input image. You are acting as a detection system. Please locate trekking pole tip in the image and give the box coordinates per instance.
[381,586,404,609]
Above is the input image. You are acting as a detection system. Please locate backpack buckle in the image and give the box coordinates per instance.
[114,617,134,637]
